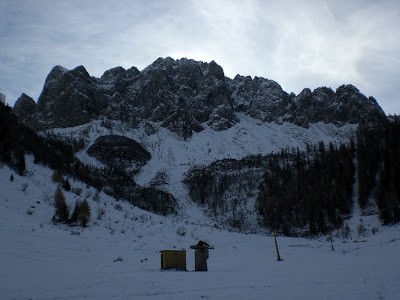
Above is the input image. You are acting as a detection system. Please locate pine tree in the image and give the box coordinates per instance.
[70,199,91,227]
[16,151,26,176]
[80,199,91,227]
[53,187,69,223]
[52,170,64,183]
[70,200,80,225]
[63,178,71,191]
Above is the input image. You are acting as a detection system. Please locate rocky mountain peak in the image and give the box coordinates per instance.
[296,87,312,99]
[67,65,92,83]
[42,65,67,90]
[100,66,141,82]
[336,84,359,94]
[30,64,108,129]
[100,66,127,82]
[332,84,387,125]
[227,74,290,122]
[313,86,335,99]
[117,57,237,137]
[14,93,36,108]
[142,56,175,73]
[13,93,37,124]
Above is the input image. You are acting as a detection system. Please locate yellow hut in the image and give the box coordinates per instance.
[160,250,186,271]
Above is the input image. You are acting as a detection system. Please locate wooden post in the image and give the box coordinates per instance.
[273,232,283,261]
[328,232,335,251]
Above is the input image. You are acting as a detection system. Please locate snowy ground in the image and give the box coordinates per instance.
[1,157,400,299]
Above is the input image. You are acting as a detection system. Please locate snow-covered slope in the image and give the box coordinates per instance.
[1,156,400,299]
[48,113,357,221]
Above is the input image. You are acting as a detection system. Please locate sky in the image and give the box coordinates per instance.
[0,0,399,114]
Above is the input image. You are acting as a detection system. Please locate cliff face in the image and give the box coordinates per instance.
[13,57,387,136]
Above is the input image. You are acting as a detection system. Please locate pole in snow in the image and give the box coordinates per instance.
[273,232,283,261]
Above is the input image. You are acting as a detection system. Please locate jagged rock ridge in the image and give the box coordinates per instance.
[226,76,386,127]
[13,57,387,137]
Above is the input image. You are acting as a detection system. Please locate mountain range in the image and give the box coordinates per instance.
[13,57,386,136]
[8,57,394,233]
[1,57,399,299]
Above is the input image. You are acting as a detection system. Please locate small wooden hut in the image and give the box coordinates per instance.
[160,250,186,271]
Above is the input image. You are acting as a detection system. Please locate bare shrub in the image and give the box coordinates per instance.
[93,190,101,202]
[21,183,28,192]
[176,226,186,237]
[340,223,351,239]
[97,207,106,220]
[72,187,83,196]
[371,227,379,235]
[357,221,367,237]
[114,203,123,211]
[52,170,64,183]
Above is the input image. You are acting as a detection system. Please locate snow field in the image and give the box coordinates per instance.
[1,156,400,299]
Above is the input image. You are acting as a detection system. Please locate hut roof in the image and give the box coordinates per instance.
[190,240,214,249]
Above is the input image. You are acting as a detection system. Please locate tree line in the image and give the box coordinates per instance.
[257,142,355,235]
[258,117,400,234]
[357,116,400,224]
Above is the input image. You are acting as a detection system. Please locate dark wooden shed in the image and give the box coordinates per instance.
[160,250,186,271]
[190,240,214,271]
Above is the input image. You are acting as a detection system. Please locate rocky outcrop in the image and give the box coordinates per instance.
[208,104,240,131]
[13,93,37,125]
[227,75,292,122]
[87,135,151,173]
[290,85,387,127]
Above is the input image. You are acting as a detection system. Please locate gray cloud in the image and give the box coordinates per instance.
[0,0,399,114]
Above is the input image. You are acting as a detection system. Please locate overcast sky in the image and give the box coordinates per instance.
[1,0,399,114]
